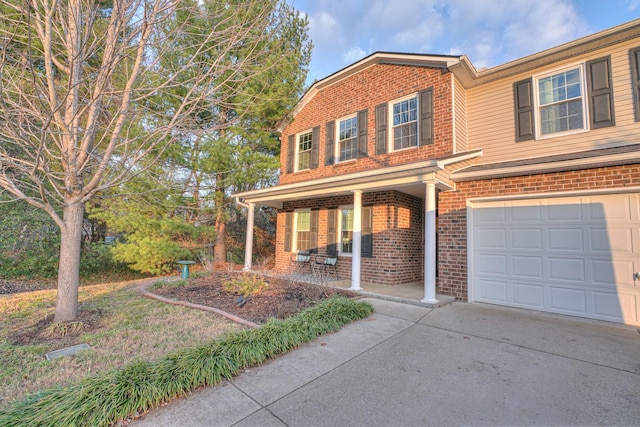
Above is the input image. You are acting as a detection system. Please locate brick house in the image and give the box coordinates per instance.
[235,19,640,326]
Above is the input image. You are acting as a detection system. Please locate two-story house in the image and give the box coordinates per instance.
[235,19,640,326]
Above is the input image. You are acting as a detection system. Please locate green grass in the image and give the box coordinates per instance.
[0,296,374,427]
[0,280,242,408]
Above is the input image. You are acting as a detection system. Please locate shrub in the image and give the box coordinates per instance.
[222,273,267,297]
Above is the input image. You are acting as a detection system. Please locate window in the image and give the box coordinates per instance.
[391,95,418,150]
[337,115,358,162]
[339,207,354,254]
[535,66,586,136]
[295,211,311,251]
[297,131,312,171]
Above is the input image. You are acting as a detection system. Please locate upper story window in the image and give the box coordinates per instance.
[391,95,418,150]
[514,57,614,142]
[535,65,586,137]
[296,131,312,171]
[338,115,358,162]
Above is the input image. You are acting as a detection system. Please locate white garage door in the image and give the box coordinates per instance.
[471,193,640,325]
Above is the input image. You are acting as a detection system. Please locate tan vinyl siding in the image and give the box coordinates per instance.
[467,38,640,165]
[453,75,468,153]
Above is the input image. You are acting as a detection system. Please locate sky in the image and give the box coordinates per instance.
[291,0,640,85]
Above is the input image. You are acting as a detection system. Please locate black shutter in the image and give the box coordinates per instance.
[375,103,387,155]
[361,206,373,258]
[286,135,295,173]
[419,88,434,146]
[513,78,534,142]
[586,56,615,129]
[325,121,335,166]
[284,212,293,252]
[630,48,640,122]
[357,109,368,158]
[310,210,318,254]
[327,209,337,254]
[310,126,320,168]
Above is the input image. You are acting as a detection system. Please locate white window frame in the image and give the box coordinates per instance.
[335,113,358,163]
[388,93,419,152]
[533,63,589,140]
[337,205,354,256]
[293,209,311,252]
[295,129,313,171]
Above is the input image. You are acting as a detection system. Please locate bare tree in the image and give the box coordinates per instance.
[0,0,295,321]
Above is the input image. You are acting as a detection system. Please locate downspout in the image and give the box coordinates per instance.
[235,197,255,272]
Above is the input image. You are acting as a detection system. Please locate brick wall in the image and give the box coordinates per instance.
[274,191,424,285]
[437,164,640,301]
[280,63,454,185]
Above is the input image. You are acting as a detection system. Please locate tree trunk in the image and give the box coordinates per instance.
[54,201,85,322]
[213,172,226,263]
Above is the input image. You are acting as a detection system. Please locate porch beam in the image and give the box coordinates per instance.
[422,181,438,303]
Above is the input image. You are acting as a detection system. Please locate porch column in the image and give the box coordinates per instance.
[422,181,438,303]
[350,190,363,291]
[243,202,255,272]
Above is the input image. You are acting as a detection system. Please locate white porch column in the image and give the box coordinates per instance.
[350,190,363,291]
[422,181,438,303]
[243,202,255,272]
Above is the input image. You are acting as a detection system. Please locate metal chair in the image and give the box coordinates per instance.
[289,250,311,279]
[313,251,339,283]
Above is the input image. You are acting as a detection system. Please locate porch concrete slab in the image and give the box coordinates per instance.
[267,323,640,426]
[233,409,286,427]
[420,302,640,373]
[365,297,433,323]
[229,310,414,406]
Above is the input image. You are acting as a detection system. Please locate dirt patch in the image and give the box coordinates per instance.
[9,309,106,348]
[149,273,359,324]
[0,278,56,295]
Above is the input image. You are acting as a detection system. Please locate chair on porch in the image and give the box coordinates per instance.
[312,251,339,283]
[289,250,311,279]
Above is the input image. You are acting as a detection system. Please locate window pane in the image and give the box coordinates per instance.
[297,132,312,170]
[338,117,358,162]
[392,97,418,149]
[537,67,584,136]
[296,212,310,251]
[340,208,353,254]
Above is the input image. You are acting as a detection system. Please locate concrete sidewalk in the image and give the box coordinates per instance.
[133,299,640,426]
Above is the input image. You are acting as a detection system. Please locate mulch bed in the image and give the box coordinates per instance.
[149,273,359,325]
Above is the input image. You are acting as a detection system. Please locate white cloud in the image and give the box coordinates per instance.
[343,46,367,65]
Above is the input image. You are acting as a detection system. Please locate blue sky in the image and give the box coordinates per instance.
[292,0,640,85]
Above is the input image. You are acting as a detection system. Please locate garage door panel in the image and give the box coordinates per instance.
[477,254,507,276]
[512,256,543,278]
[547,202,583,222]
[471,193,640,326]
[587,196,632,221]
[548,229,584,251]
[510,205,542,222]
[513,283,544,307]
[511,229,542,250]
[549,287,587,314]
[591,259,634,288]
[590,228,634,253]
[477,279,508,302]
[592,291,630,322]
[475,206,506,223]
[548,257,585,282]
[475,228,507,250]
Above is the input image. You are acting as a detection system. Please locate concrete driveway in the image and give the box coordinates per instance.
[134,299,640,426]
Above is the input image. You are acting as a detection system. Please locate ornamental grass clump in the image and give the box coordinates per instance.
[0,296,373,427]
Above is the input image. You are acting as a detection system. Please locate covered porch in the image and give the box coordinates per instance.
[234,151,481,305]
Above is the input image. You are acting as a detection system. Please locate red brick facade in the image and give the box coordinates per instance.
[280,63,453,185]
[275,191,425,285]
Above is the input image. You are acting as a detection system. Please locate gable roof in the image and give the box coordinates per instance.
[281,18,640,130]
